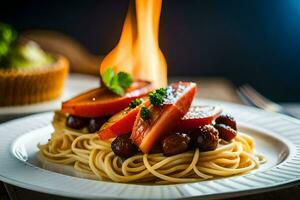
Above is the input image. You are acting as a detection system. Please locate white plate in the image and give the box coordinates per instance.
[0,73,99,117]
[1,99,300,199]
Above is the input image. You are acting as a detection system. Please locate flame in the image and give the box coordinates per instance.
[100,0,167,87]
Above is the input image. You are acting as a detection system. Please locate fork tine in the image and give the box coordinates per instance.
[239,85,282,112]
[243,84,283,111]
[239,86,268,109]
[243,84,279,106]
[238,84,297,118]
[240,85,270,109]
[236,90,257,107]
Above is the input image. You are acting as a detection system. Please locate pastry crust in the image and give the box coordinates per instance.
[0,56,69,106]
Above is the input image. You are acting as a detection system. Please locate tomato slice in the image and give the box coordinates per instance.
[176,105,223,131]
[131,82,197,153]
[99,104,221,140]
[61,81,153,117]
[98,100,150,140]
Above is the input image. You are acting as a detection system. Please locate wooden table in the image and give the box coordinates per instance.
[1,77,300,200]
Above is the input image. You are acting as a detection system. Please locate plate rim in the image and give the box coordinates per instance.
[1,99,300,199]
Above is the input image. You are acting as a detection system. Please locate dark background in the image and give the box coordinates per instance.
[1,0,300,102]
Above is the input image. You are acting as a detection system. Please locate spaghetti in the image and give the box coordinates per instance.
[38,112,266,184]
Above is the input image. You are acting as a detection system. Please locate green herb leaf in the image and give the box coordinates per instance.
[117,71,133,88]
[102,68,115,87]
[155,88,167,96]
[149,87,167,106]
[101,68,133,96]
[129,98,142,108]
[149,92,164,106]
[110,85,125,96]
[141,106,151,120]
[110,75,119,86]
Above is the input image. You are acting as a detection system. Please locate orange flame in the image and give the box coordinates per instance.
[100,0,167,87]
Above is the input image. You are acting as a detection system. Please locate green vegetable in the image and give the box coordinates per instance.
[7,41,54,69]
[155,88,167,96]
[102,68,115,87]
[102,68,133,96]
[140,106,151,120]
[0,22,54,69]
[117,71,133,88]
[129,98,143,108]
[149,87,167,106]
[0,23,17,63]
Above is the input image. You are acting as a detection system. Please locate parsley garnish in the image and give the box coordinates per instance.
[149,88,167,106]
[129,98,142,108]
[140,106,151,120]
[155,88,167,96]
[102,68,133,96]
[117,71,133,88]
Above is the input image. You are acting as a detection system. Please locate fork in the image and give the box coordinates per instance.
[236,84,298,118]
